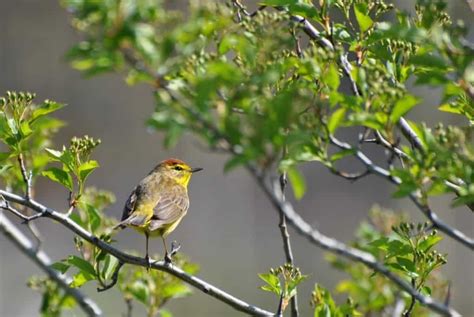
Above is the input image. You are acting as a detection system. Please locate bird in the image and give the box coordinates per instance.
[114,158,202,266]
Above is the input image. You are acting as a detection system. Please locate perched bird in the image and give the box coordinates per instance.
[114,158,202,265]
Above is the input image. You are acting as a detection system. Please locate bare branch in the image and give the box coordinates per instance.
[398,118,424,152]
[278,171,298,317]
[330,168,370,181]
[18,154,33,200]
[403,279,417,317]
[249,175,461,317]
[17,154,43,248]
[0,211,102,317]
[0,190,274,317]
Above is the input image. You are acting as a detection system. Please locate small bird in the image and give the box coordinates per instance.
[114,158,202,265]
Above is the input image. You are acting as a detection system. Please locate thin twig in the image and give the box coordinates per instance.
[275,293,284,317]
[0,190,274,316]
[125,298,133,317]
[279,169,298,317]
[0,211,102,316]
[403,279,417,316]
[18,154,32,200]
[330,168,370,182]
[17,154,43,248]
[398,118,424,152]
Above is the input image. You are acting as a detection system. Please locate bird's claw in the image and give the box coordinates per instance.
[145,255,152,270]
[170,240,181,256]
[164,241,181,264]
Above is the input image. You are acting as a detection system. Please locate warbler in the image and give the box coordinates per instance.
[114,158,202,265]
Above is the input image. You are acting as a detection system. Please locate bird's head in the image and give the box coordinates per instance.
[157,158,202,186]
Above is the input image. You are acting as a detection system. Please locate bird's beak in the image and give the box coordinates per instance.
[190,167,203,173]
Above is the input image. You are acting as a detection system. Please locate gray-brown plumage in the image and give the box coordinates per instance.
[113,158,201,265]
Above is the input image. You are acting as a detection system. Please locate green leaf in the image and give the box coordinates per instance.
[0,152,11,162]
[50,262,71,274]
[78,160,99,183]
[102,255,119,280]
[326,63,340,91]
[30,100,64,123]
[42,167,73,191]
[158,309,173,317]
[330,149,356,162]
[162,283,192,298]
[260,0,318,19]
[65,255,96,277]
[395,257,418,277]
[287,166,306,200]
[82,203,101,232]
[70,271,93,288]
[45,148,75,170]
[418,235,443,252]
[258,273,281,295]
[438,103,462,115]
[392,182,417,198]
[328,108,346,134]
[354,3,373,32]
[129,280,150,304]
[390,95,420,123]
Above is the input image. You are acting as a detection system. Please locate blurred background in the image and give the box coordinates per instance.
[0,1,473,316]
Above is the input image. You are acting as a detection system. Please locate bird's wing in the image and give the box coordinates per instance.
[121,186,138,221]
[113,186,148,229]
[148,186,189,231]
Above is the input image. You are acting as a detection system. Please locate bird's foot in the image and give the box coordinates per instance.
[164,241,181,264]
[145,254,152,271]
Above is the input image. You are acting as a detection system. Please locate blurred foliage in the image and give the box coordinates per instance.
[258,263,307,313]
[27,276,77,317]
[310,283,361,317]
[327,206,448,316]
[119,253,199,317]
[0,91,64,193]
[61,0,473,206]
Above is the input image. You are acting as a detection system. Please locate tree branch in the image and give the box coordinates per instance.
[330,136,474,250]
[249,175,461,317]
[278,172,299,317]
[0,211,102,317]
[0,190,274,317]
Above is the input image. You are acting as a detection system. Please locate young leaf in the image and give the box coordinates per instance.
[258,273,281,295]
[354,3,373,32]
[390,95,419,123]
[42,167,73,191]
[328,108,346,134]
[65,255,96,277]
[70,271,93,288]
[326,63,340,91]
[78,160,99,183]
[287,166,306,200]
[30,100,64,123]
[50,262,71,274]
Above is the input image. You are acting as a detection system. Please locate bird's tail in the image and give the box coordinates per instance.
[112,221,127,231]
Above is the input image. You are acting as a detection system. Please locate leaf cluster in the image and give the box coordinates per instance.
[328,207,448,316]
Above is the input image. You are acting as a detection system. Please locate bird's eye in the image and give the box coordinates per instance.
[174,166,183,171]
